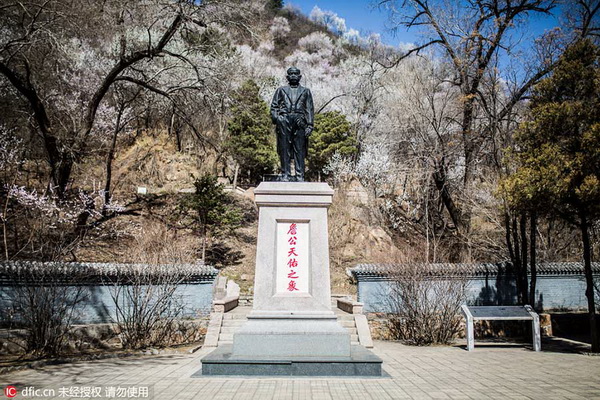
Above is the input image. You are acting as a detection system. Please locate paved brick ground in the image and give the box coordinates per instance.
[2,339,600,399]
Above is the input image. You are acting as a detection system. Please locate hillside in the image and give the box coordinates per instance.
[1,0,597,292]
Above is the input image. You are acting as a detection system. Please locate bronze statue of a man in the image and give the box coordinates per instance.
[270,67,314,182]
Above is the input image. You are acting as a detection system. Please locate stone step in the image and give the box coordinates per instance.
[218,340,361,348]
[222,313,251,320]
[220,326,357,336]
[214,307,363,349]
[238,298,252,304]
[221,319,247,327]
[336,314,355,321]
[219,340,360,346]
[220,327,241,335]
[217,334,359,348]
[201,344,383,377]
[338,320,355,328]
[219,333,234,342]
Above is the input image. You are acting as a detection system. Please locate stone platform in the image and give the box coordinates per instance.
[200,344,382,376]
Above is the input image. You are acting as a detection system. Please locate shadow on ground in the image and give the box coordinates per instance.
[452,336,592,354]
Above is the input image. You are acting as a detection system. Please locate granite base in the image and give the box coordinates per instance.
[232,315,351,357]
[200,344,383,376]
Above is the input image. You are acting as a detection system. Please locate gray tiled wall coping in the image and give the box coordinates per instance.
[0,261,218,285]
[348,262,600,280]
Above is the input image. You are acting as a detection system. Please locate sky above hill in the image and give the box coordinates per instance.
[288,0,415,45]
[288,0,560,49]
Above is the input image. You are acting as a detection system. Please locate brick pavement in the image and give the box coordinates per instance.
[1,339,600,399]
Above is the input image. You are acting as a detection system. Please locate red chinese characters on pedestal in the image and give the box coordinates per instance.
[286,223,299,291]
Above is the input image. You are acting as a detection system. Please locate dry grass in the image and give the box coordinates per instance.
[69,138,421,298]
[124,223,199,264]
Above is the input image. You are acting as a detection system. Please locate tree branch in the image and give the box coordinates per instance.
[378,40,443,68]
[114,76,171,98]
[79,13,185,152]
[317,93,347,113]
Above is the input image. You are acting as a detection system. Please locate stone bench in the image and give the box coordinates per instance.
[336,298,363,314]
[212,296,239,313]
[461,305,541,352]
[212,278,240,313]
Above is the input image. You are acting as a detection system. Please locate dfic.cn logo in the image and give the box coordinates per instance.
[4,385,17,398]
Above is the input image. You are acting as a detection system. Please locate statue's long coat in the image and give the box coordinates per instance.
[270,85,314,178]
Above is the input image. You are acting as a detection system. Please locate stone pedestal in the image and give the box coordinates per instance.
[201,182,382,376]
[236,182,349,358]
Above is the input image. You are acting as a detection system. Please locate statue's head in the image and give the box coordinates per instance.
[286,67,302,86]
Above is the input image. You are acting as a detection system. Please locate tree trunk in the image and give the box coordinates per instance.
[168,110,175,137]
[461,96,476,188]
[511,216,522,303]
[201,224,207,262]
[580,213,599,352]
[104,109,122,214]
[504,211,516,265]
[432,159,465,232]
[2,193,9,260]
[519,214,529,305]
[175,124,182,153]
[233,164,239,190]
[0,62,67,196]
[56,155,74,197]
[529,212,537,308]
[74,192,95,239]
[170,109,182,152]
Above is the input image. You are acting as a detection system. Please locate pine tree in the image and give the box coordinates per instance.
[226,80,278,184]
[502,39,600,352]
[267,0,284,12]
[308,111,358,180]
[181,174,242,263]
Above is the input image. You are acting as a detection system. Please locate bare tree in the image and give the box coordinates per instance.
[0,0,255,198]
[377,0,595,235]
[109,265,194,349]
[107,226,205,349]
[0,263,88,357]
[385,264,467,345]
[1,0,179,195]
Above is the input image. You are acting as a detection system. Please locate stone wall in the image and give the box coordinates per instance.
[0,261,218,324]
[0,283,215,324]
[349,262,600,313]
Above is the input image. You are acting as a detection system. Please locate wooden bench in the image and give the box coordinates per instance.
[461,305,541,352]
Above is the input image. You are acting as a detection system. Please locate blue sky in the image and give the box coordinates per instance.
[288,0,409,44]
[288,0,561,48]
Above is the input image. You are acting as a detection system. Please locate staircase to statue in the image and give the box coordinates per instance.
[206,303,362,348]
[201,294,379,376]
